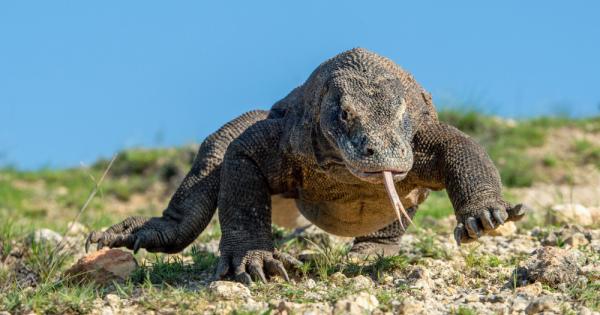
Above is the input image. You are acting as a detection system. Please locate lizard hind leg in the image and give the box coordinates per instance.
[349,206,417,258]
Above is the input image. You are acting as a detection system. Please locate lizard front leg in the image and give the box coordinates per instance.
[85,111,269,253]
[410,122,528,244]
[215,120,298,284]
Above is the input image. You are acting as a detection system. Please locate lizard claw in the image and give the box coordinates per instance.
[133,236,142,254]
[218,249,297,284]
[84,216,175,254]
[454,202,530,245]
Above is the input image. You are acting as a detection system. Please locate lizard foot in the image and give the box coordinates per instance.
[349,240,400,259]
[454,203,530,245]
[85,216,178,253]
[216,250,302,285]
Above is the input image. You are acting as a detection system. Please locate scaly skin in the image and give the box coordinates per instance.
[87,48,527,284]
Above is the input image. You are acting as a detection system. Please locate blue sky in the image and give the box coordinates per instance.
[1,1,599,169]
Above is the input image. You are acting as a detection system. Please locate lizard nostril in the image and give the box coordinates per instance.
[365,148,375,157]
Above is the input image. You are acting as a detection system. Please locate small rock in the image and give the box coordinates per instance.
[208,281,251,300]
[511,295,530,312]
[351,275,373,290]
[329,272,347,284]
[550,204,593,226]
[305,278,317,289]
[298,249,319,262]
[104,294,121,308]
[64,248,138,285]
[577,306,594,315]
[30,228,63,245]
[565,232,590,247]
[589,207,600,222]
[333,292,379,315]
[582,263,600,280]
[525,296,558,314]
[65,221,88,237]
[407,266,433,292]
[514,246,586,288]
[488,221,517,237]
[515,282,543,296]
[243,298,268,312]
[381,275,394,285]
[398,297,426,315]
[277,300,332,315]
[101,306,114,315]
[464,293,480,303]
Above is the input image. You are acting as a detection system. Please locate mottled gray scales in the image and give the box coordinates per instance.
[87,48,528,284]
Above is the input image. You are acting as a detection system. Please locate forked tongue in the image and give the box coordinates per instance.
[382,171,414,230]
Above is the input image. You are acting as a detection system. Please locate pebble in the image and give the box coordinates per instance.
[488,221,517,237]
[514,246,586,288]
[351,275,373,290]
[464,293,480,303]
[525,296,558,314]
[64,248,138,285]
[208,281,251,300]
[329,272,347,284]
[30,228,63,245]
[550,204,594,226]
[333,292,379,315]
[565,232,590,247]
[398,297,426,315]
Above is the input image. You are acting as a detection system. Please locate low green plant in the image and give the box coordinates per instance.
[414,233,449,260]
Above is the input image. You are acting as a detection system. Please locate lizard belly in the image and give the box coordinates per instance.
[296,198,398,237]
[295,186,430,237]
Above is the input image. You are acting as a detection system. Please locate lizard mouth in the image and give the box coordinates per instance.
[348,168,408,183]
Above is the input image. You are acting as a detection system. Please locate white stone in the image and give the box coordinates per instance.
[525,296,558,314]
[104,294,121,307]
[488,221,517,237]
[305,278,317,289]
[351,275,373,290]
[65,221,88,236]
[30,228,63,245]
[550,204,593,226]
[565,232,590,247]
[278,300,332,315]
[398,297,426,315]
[333,292,379,315]
[208,281,251,300]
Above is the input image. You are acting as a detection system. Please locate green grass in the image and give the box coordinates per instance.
[438,109,600,187]
[413,191,454,227]
[2,111,600,313]
[574,139,600,169]
[414,232,450,260]
[132,247,218,285]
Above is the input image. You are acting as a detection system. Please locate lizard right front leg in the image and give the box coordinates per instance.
[215,121,299,284]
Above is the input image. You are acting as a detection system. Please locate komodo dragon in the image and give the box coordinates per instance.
[86,48,527,284]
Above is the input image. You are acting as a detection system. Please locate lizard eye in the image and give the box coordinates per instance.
[340,109,349,121]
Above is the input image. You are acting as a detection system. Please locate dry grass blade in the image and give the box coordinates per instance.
[54,154,118,252]
[382,171,414,230]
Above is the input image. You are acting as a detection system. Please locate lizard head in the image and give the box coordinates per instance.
[316,70,413,184]
[309,48,422,184]
[279,48,436,184]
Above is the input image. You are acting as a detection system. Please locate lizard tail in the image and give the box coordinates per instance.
[160,110,269,252]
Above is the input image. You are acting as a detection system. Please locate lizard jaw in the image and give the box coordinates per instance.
[348,168,407,184]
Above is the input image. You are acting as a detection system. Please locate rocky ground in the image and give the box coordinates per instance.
[1,112,600,314]
[1,209,599,314]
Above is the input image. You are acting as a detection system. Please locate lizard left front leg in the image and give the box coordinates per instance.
[410,123,528,244]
